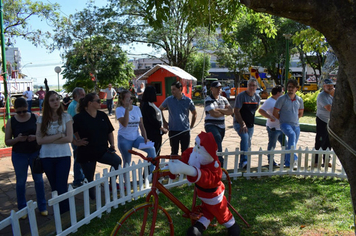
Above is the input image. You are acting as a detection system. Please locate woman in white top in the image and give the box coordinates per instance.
[116,90,156,171]
[36,91,73,214]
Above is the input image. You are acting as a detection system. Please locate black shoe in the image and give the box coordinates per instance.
[187,222,205,236]
[228,223,241,236]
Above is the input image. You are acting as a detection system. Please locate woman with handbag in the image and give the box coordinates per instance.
[5,97,47,218]
[36,91,73,214]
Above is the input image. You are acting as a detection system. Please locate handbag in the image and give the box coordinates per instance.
[32,156,44,174]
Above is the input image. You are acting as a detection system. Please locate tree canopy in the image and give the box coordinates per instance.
[4,0,62,47]
[185,52,211,82]
[62,35,134,92]
[103,0,213,70]
[52,4,134,91]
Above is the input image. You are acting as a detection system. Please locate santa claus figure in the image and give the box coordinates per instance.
[168,131,241,236]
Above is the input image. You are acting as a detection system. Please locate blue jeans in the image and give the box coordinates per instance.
[27,100,32,112]
[11,151,46,212]
[107,99,113,114]
[266,127,285,163]
[118,135,156,172]
[233,123,254,168]
[41,156,71,214]
[71,144,85,186]
[205,125,225,166]
[280,123,300,166]
[38,99,44,111]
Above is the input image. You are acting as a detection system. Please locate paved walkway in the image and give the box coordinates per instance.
[0,104,319,235]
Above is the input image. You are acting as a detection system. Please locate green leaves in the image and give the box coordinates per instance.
[4,0,62,47]
[185,52,211,82]
[293,28,328,54]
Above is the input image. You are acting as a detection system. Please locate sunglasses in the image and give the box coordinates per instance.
[93,99,101,104]
[16,110,27,114]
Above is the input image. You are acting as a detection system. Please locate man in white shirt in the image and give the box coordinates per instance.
[258,85,284,166]
[105,83,117,116]
[23,87,33,112]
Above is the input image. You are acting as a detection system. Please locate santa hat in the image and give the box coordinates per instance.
[195,131,220,168]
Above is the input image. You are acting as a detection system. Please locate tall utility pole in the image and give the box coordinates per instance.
[0,0,10,120]
[283,34,292,91]
[282,33,292,147]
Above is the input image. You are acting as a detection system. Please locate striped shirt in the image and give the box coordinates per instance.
[204,95,230,129]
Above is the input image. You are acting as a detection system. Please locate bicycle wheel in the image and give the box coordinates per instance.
[111,202,174,236]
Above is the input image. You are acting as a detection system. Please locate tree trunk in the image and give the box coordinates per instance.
[241,0,356,230]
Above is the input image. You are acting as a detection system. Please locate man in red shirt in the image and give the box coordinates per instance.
[35,86,46,112]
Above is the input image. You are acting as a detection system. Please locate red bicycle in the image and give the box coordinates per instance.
[111,150,249,236]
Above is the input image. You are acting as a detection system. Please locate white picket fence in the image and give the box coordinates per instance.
[0,147,346,236]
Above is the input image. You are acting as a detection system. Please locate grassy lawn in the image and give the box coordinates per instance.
[256,111,316,125]
[71,176,353,236]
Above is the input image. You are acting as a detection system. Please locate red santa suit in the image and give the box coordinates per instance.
[180,132,235,229]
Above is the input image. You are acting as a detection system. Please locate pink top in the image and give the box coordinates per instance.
[36,90,46,100]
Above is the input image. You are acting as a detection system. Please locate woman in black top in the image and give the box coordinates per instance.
[141,86,167,155]
[73,93,121,199]
[5,98,47,217]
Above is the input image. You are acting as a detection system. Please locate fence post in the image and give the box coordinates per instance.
[68,184,78,228]
[257,147,263,177]
[10,210,21,236]
[234,147,239,180]
[95,172,103,216]
[280,146,286,171]
[51,191,63,234]
[102,168,111,213]
[27,200,39,236]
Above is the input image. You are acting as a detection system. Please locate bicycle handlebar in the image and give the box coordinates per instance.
[128,150,181,162]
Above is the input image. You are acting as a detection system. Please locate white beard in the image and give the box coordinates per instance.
[188,149,201,169]
[188,145,214,169]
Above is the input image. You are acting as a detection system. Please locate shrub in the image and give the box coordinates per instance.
[296,89,321,112]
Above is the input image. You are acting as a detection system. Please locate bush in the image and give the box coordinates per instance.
[296,89,321,112]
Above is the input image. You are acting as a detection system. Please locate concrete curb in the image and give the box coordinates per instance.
[0,147,11,158]
[254,117,316,133]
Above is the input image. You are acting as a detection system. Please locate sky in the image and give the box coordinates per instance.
[12,0,154,87]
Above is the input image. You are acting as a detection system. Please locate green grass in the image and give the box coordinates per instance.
[256,111,316,125]
[71,176,353,236]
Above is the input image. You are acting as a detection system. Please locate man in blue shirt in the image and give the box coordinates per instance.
[159,81,197,155]
[273,79,304,168]
[68,87,86,188]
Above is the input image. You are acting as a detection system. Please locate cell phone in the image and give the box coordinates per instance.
[107,147,116,153]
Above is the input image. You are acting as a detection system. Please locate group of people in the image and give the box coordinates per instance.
[4,77,334,218]
[4,83,160,215]
[204,78,334,170]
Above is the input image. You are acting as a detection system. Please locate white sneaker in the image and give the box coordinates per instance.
[293,162,298,170]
